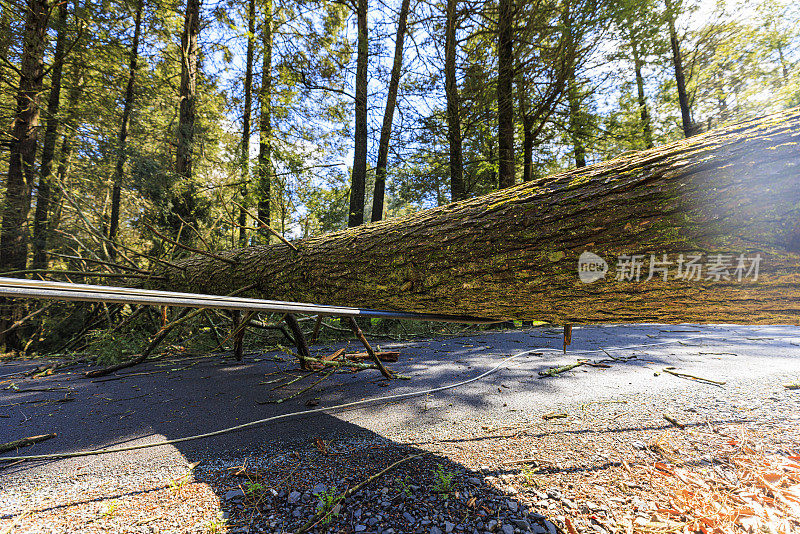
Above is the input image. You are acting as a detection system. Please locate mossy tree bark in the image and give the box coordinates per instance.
[108,0,144,258]
[445,0,465,201]
[257,0,273,239]
[32,0,69,270]
[1,0,51,350]
[152,109,800,324]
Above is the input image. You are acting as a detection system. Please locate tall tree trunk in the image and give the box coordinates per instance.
[170,0,200,240]
[257,0,273,240]
[567,74,586,168]
[628,20,653,149]
[108,0,144,258]
[32,0,68,270]
[151,109,800,325]
[445,0,465,201]
[496,0,515,189]
[175,0,199,181]
[517,72,536,181]
[0,0,51,350]
[239,0,255,245]
[50,69,85,236]
[371,0,410,222]
[348,0,369,227]
[0,3,11,69]
[664,0,694,138]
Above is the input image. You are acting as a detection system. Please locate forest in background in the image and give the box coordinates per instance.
[0,0,798,355]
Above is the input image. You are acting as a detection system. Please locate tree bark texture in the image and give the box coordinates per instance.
[32,0,69,270]
[239,0,255,245]
[150,109,800,324]
[445,0,465,201]
[1,0,51,350]
[496,0,515,189]
[567,74,586,168]
[664,0,694,138]
[628,20,654,149]
[108,0,144,257]
[257,0,273,238]
[371,0,410,222]
[175,0,199,180]
[348,0,369,227]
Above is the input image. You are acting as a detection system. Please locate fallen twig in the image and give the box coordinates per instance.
[346,351,399,362]
[0,433,57,454]
[663,413,686,429]
[300,356,385,372]
[502,457,548,466]
[260,367,337,404]
[662,367,726,386]
[538,361,585,378]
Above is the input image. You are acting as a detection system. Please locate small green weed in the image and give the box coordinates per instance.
[521,465,541,487]
[245,481,265,496]
[432,464,455,498]
[316,486,340,524]
[395,475,413,497]
[100,500,119,518]
[205,513,228,533]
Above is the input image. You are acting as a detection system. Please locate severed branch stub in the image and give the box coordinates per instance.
[310,316,323,344]
[347,317,392,378]
[563,324,572,353]
[283,314,312,370]
[232,310,244,361]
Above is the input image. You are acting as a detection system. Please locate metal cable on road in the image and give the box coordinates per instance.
[0,277,497,324]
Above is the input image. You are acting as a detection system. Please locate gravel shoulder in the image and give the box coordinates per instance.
[1,324,798,533]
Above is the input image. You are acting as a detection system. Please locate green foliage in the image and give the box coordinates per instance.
[316,486,340,523]
[432,464,455,497]
[245,481,265,496]
[204,514,228,534]
[86,328,142,365]
[2,0,800,355]
[395,475,414,497]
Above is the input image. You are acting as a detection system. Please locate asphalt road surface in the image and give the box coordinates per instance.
[1,323,799,492]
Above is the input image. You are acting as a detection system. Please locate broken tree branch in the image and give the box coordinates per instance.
[0,433,57,454]
[347,317,392,378]
[230,200,298,252]
[143,222,237,265]
[538,361,586,378]
[84,284,258,377]
[284,314,311,369]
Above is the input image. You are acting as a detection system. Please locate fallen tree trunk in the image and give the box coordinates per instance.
[153,109,800,324]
